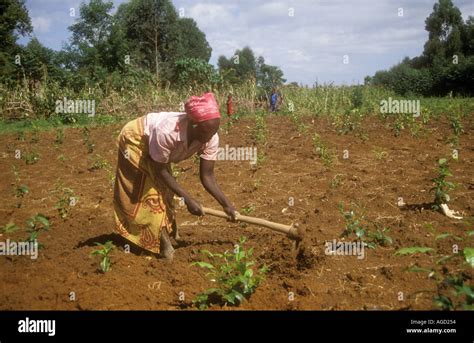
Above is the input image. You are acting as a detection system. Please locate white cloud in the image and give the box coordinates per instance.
[31,16,52,33]
[22,0,474,85]
[187,3,235,30]
[287,49,311,62]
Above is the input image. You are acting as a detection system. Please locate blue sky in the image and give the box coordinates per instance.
[18,0,474,85]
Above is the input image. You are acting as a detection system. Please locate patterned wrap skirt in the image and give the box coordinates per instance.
[113,115,174,254]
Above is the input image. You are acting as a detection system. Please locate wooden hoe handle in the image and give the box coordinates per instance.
[202,207,301,240]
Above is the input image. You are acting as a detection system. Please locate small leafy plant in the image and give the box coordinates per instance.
[339,202,368,240]
[330,174,344,189]
[15,184,29,197]
[82,127,95,153]
[55,187,77,219]
[433,274,473,310]
[450,113,464,136]
[394,247,435,256]
[312,133,334,167]
[373,148,388,160]
[290,112,308,134]
[191,237,268,310]
[12,166,29,198]
[339,202,392,249]
[368,226,393,247]
[17,130,25,141]
[25,214,50,249]
[336,109,359,134]
[397,228,473,310]
[23,151,40,165]
[89,154,112,171]
[1,222,20,234]
[430,158,455,210]
[91,241,115,273]
[30,129,39,143]
[55,128,64,144]
[252,114,268,145]
[240,203,256,215]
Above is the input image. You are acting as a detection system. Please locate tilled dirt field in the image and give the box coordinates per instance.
[0,114,473,310]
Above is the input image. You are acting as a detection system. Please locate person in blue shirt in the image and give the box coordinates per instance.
[270,88,279,112]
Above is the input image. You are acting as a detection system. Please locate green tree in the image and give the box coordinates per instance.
[0,0,32,82]
[171,57,221,89]
[463,16,474,56]
[118,0,180,81]
[423,0,465,65]
[256,56,286,91]
[173,18,211,62]
[218,46,257,84]
[21,37,63,83]
[217,55,239,84]
[371,0,474,96]
[67,0,115,80]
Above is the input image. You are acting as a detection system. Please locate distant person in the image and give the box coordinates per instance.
[270,88,279,112]
[113,92,236,260]
[226,94,233,116]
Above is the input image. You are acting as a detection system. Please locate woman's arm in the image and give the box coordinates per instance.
[153,161,203,216]
[199,158,237,220]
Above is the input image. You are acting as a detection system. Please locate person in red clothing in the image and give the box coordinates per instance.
[226,94,233,116]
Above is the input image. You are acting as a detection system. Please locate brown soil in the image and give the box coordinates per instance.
[0,114,473,310]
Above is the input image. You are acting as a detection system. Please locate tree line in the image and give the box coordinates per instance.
[0,0,286,92]
[367,0,474,97]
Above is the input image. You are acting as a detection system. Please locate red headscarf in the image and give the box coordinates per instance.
[185,92,221,123]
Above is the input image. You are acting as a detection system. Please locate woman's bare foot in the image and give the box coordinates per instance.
[160,229,175,261]
[171,220,180,241]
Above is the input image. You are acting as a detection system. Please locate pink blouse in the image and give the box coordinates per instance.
[143,112,219,164]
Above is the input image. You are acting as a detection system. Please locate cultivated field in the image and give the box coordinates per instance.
[1,110,472,310]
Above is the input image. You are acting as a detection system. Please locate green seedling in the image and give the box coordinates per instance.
[312,133,334,167]
[23,151,40,165]
[330,174,344,189]
[430,158,455,210]
[82,127,95,153]
[240,204,256,215]
[15,185,29,197]
[450,114,464,136]
[339,203,368,240]
[30,129,39,143]
[2,222,20,234]
[191,237,268,310]
[368,226,393,247]
[25,214,50,249]
[55,187,77,219]
[373,148,388,160]
[12,166,29,197]
[397,227,473,310]
[89,155,112,171]
[394,247,435,256]
[17,130,25,141]
[339,203,392,249]
[91,241,115,273]
[55,128,64,144]
[252,114,267,145]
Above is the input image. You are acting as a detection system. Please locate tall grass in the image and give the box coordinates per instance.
[1,79,473,132]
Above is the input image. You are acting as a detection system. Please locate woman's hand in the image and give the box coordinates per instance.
[185,197,204,216]
[223,204,237,222]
